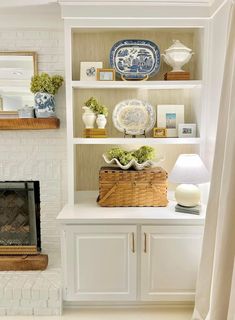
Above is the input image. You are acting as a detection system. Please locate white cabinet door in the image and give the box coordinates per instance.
[141,225,203,301]
[64,225,137,301]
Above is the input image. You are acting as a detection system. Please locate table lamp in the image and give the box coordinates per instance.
[169,154,210,209]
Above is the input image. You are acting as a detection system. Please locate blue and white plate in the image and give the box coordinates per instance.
[110,39,161,80]
[112,99,156,135]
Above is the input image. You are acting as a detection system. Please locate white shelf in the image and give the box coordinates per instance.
[73,137,201,145]
[57,191,206,225]
[72,80,202,90]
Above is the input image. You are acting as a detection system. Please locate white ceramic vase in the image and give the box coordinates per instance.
[96,114,107,129]
[161,40,194,72]
[82,106,96,128]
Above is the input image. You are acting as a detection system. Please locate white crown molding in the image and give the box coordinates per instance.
[59,0,209,3]
[0,0,57,7]
[0,0,229,24]
[210,0,229,16]
[60,3,211,18]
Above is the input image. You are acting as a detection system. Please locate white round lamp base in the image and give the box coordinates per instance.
[175,184,200,207]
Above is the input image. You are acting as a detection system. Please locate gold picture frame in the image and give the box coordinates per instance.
[97,68,116,81]
[153,127,167,138]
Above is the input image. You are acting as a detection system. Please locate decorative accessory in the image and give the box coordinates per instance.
[82,97,108,129]
[84,128,107,138]
[30,73,63,118]
[97,68,115,81]
[175,203,201,215]
[96,114,107,129]
[153,127,167,138]
[157,104,184,137]
[80,62,103,81]
[113,99,156,136]
[178,123,196,138]
[164,71,190,81]
[34,92,55,118]
[103,154,155,171]
[97,167,168,207]
[169,154,210,209]
[103,146,163,171]
[110,39,161,80]
[18,106,34,118]
[82,106,96,129]
[84,97,108,117]
[161,40,194,72]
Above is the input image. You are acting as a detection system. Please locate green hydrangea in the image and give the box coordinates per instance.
[108,147,124,160]
[119,153,136,166]
[108,146,155,166]
[132,146,155,163]
[30,73,64,95]
[84,97,108,116]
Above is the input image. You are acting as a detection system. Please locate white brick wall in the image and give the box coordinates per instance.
[0,269,62,316]
[0,29,67,266]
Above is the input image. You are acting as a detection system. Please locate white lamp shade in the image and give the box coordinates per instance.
[169,154,210,184]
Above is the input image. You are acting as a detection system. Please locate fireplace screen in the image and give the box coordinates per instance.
[0,181,40,255]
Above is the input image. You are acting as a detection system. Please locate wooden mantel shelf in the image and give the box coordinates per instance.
[0,118,60,130]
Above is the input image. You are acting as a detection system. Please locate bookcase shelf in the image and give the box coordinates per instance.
[73,137,201,145]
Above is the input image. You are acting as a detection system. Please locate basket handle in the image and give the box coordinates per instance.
[98,183,118,205]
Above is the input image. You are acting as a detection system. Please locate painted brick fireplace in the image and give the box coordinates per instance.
[0,27,66,315]
[0,27,66,265]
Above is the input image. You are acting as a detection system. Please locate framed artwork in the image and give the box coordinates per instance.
[80,62,103,81]
[97,68,116,81]
[157,105,184,137]
[178,123,196,137]
[153,127,167,138]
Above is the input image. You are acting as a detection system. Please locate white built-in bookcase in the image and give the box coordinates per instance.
[64,19,210,205]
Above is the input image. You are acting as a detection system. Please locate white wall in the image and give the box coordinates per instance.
[0,15,66,266]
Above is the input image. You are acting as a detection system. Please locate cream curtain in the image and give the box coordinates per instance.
[192,2,235,320]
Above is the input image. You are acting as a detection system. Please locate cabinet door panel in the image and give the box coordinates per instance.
[65,225,137,301]
[141,225,203,301]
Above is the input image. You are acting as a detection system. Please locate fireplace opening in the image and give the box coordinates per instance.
[0,181,41,255]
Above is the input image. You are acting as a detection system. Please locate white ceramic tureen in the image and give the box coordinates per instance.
[161,40,194,72]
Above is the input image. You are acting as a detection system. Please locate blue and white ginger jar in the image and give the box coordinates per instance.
[34,92,56,118]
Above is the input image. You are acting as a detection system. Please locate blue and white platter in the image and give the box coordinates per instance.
[110,39,161,80]
[112,99,156,136]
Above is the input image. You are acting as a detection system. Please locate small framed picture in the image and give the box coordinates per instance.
[178,123,196,138]
[153,127,167,138]
[80,62,103,81]
[97,68,116,81]
[157,105,184,137]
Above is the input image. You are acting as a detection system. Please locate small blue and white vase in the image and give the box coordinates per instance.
[34,92,56,118]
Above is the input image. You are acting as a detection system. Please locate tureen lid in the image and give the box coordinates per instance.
[165,40,192,52]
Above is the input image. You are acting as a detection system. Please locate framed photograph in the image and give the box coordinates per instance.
[97,68,116,81]
[157,105,184,137]
[153,127,167,138]
[80,62,103,81]
[178,123,196,138]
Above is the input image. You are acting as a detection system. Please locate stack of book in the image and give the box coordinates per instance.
[0,111,19,119]
[84,128,107,138]
[164,71,190,81]
[175,204,201,215]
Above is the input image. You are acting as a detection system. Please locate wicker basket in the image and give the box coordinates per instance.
[97,166,168,207]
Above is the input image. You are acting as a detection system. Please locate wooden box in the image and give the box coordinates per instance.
[97,167,168,207]
[164,71,190,80]
[84,128,107,138]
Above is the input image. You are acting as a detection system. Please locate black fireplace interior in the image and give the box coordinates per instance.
[0,181,41,251]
